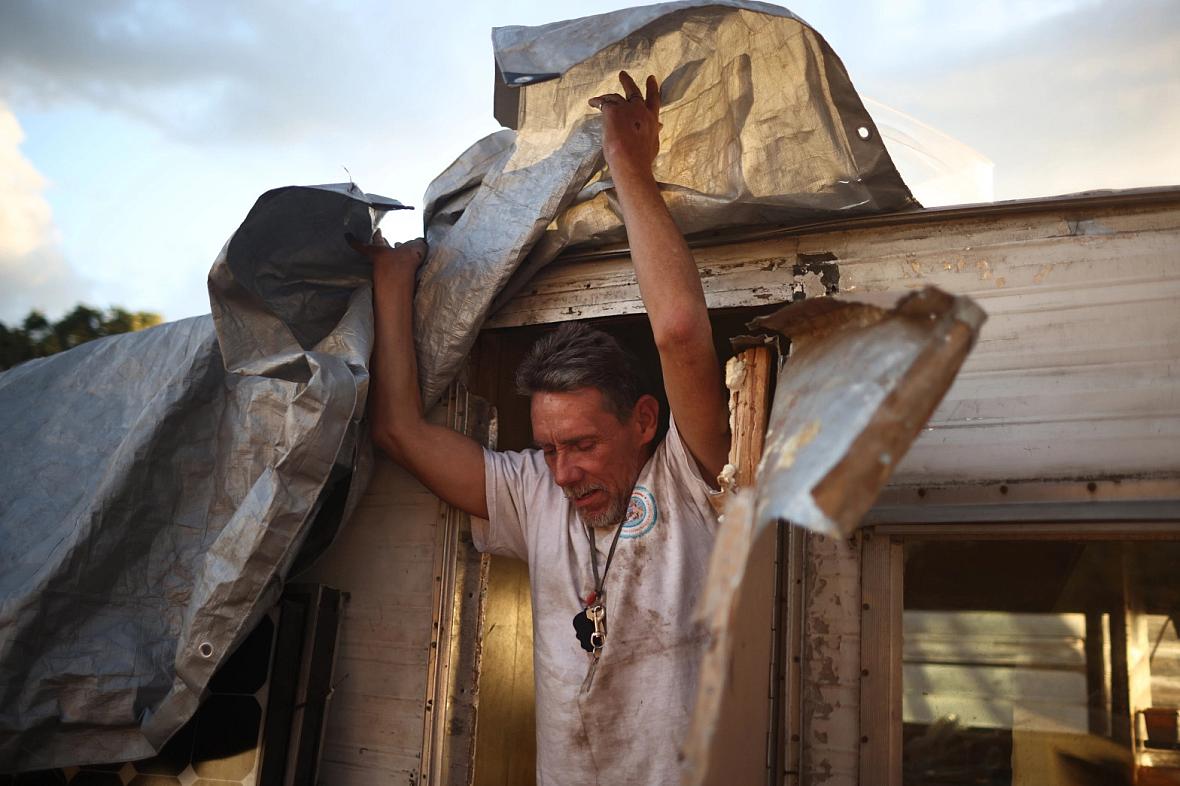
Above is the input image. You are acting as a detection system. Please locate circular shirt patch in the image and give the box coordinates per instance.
[620,485,658,540]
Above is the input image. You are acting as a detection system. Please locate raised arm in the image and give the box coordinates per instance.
[351,232,489,519]
[589,72,730,479]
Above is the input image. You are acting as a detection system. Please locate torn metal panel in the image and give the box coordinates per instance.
[682,490,778,786]
[415,0,915,407]
[750,287,985,537]
[684,286,980,784]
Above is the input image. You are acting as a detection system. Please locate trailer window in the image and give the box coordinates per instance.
[901,539,1180,785]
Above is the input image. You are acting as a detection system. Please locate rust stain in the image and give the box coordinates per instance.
[775,420,821,470]
[1033,263,1055,284]
[994,276,1006,288]
[975,259,992,280]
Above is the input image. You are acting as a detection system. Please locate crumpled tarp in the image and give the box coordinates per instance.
[414,0,916,407]
[0,184,403,771]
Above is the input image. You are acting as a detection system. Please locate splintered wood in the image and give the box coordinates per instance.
[686,344,777,786]
[713,343,774,512]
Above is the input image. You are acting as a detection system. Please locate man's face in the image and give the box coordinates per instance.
[530,387,657,529]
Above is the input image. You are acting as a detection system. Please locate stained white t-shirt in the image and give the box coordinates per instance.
[472,418,719,786]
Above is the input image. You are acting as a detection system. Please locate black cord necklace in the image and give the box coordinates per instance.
[572,515,626,656]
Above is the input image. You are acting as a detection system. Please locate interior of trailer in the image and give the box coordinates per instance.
[900,539,1180,785]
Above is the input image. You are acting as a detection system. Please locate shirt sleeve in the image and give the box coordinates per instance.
[662,414,725,509]
[470,446,548,562]
[660,410,722,526]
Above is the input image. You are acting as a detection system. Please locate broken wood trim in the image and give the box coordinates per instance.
[858,532,903,786]
[780,523,806,786]
[712,343,775,513]
[420,385,495,786]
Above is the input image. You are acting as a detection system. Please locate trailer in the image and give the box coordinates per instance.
[289,185,1180,785]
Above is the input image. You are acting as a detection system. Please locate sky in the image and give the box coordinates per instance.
[1,0,1178,324]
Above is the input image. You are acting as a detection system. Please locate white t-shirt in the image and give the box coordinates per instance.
[473,418,719,786]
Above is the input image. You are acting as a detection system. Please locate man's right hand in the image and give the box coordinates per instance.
[347,230,427,280]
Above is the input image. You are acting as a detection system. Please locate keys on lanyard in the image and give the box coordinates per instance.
[587,603,606,651]
[573,602,607,655]
[576,516,626,693]
[574,602,607,693]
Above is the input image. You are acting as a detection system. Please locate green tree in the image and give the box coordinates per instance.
[0,305,163,371]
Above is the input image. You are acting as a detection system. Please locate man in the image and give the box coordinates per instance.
[353,72,729,785]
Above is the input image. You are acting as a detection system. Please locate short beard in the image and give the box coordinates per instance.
[564,484,628,529]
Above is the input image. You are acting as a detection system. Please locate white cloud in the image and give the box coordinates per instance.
[0,0,501,149]
[0,103,91,323]
[853,0,1180,201]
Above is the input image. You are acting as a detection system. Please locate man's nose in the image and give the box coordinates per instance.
[554,451,583,486]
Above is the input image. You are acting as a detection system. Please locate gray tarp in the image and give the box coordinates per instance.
[416,0,916,406]
[0,1,918,770]
[0,184,403,771]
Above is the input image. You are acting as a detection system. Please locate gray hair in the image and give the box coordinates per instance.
[514,322,646,420]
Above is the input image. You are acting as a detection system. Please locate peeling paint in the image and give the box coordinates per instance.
[1068,217,1115,236]
[796,270,828,299]
[793,252,841,301]
[775,420,822,470]
[802,532,861,785]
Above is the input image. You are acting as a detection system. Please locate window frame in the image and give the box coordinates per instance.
[858,512,1180,786]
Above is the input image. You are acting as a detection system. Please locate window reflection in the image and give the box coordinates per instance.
[902,541,1180,786]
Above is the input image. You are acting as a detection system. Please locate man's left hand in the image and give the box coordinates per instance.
[589,71,662,183]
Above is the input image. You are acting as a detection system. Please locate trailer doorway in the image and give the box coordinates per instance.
[465,305,782,786]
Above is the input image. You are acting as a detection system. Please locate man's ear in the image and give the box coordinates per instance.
[633,394,660,444]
